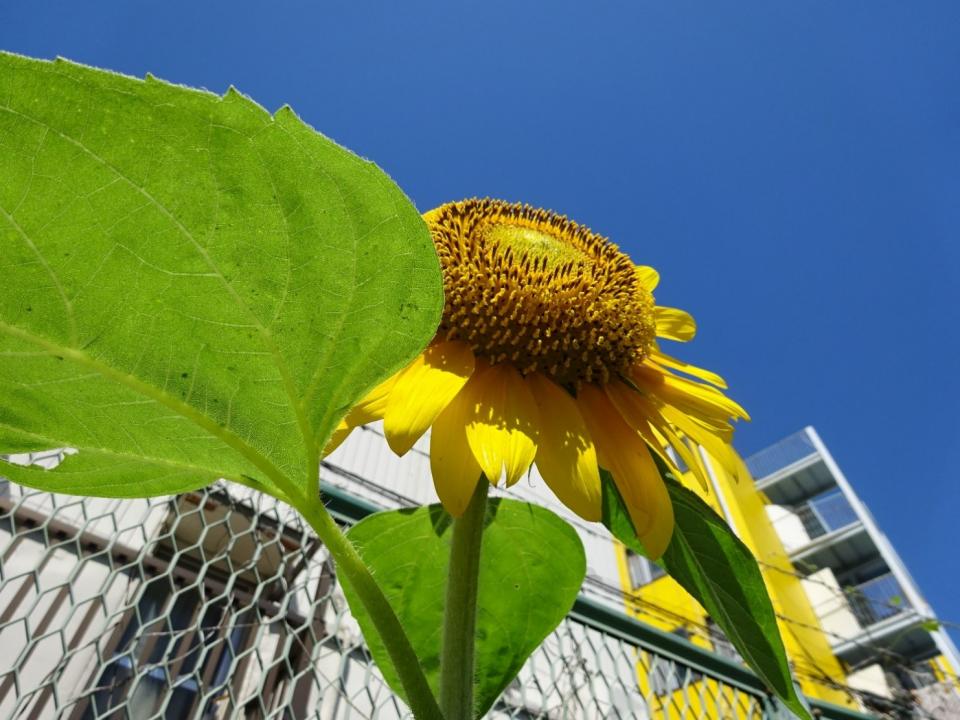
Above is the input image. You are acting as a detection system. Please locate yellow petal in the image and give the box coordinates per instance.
[649,349,727,389]
[354,372,401,419]
[605,380,709,492]
[657,423,710,491]
[430,385,483,516]
[635,265,660,292]
[323,420,352,456]
[383,341,476,456]
[655,306,697,342]
[577,385,674,559]
[322,373,401,456]
[660,404,741,481]
[633,363,749,424]
[465,364,540,486]
[659,368,747,419]
[526,373,601,521]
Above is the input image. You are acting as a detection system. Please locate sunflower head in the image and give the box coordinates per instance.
[328,199,748,559]
[426,199,656,387]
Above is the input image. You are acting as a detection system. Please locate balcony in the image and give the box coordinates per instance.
[748,430,847,505]
[799,490,860,540]
[770,489,863,555]
[831,573,936,666]
[847,573,910,628]
[746,429,819,481]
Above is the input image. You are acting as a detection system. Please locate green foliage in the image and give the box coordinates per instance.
[0,50,819,720]
[341,500,586,718]
[0,52,442,502]
[601,467,812,720]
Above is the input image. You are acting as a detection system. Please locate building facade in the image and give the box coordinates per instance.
[615,426,960,719]
[0,423,948,718]
[749,428,960,716]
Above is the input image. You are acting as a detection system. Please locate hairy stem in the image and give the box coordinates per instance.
[439,477,489,720]
[298,498,444,720]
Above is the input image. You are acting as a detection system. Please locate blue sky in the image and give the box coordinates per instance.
[3,1,958,648]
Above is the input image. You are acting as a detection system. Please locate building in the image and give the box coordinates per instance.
[0,423,945,718]
[615,426,960,719]
[749,427,960,717]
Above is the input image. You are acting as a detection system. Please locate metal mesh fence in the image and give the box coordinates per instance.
[2,450,775,719]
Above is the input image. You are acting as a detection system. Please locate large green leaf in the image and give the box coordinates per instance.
[601,467,811,720]
[341,500,586,718]
[0,52,442,501]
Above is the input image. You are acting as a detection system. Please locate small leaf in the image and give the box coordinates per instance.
[601,467,811,720]
[340,499,586,717]
[0,52,442,501]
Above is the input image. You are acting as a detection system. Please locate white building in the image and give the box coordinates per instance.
[749,427,960,716]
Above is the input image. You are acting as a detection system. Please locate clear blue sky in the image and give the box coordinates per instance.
[3,2,958,642]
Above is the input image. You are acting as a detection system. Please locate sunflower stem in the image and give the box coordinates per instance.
[440,477,489,720]
[298,498,444,720]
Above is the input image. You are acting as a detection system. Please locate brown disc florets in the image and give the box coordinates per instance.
[426,199,657,386]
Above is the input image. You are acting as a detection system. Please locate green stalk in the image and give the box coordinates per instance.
[298,499,444,720]
[439,477,489,720]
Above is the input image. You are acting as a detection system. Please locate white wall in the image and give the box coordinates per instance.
[800,567,863,645]
[764,504,811,552]
[846,664,892,700]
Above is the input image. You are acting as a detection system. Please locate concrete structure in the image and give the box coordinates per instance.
[614,425,960,717]
[748,427,960,716]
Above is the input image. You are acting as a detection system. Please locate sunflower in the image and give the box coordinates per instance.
[326,199,748,558]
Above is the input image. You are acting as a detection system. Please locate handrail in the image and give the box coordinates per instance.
[570,595,767,694]
[746,429,819,480]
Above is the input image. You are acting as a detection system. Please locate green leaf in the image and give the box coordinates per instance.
[0,52,442,501]
[341,500,586,718]
[601,467,812,720]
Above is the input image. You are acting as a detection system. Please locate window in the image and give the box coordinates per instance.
[626,550,666,589]
[82,579,253,720]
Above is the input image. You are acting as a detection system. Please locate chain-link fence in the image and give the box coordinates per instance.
[1,451,866,720]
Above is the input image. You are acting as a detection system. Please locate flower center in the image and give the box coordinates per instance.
[426,199,657,386]
[481,223,588,269]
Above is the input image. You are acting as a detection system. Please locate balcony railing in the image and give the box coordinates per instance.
[847,573,911,628]
[746,429,818,480]
[798,490,860,540]
[771,490,860,551]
